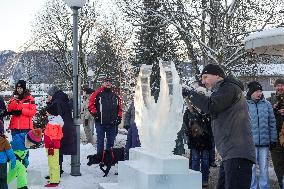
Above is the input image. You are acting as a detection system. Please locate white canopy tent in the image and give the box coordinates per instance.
[244,27,284,56]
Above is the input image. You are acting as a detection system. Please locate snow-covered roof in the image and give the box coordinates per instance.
[258,64,284,76]
[244,27,284,56]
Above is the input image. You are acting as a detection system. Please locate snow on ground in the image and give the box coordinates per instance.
[4,120,127,189]
[3,119,279,189]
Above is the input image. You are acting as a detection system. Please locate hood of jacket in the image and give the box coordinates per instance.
[52,90,69,103]
[48,115,64,127]
[223,76,245,91]
[0,135,10,151]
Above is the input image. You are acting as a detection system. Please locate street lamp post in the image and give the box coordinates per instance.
[63,0,86,176]
[87,68,94,88]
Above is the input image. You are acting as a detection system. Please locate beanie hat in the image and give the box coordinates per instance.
[26,128,42,145]
[201,64,225,78]
[46,103,59,116]
[247,81,262,98]
[274,78,284,87]
[16,80,26,90]
[47,85,60,96]
[82,87,93,95]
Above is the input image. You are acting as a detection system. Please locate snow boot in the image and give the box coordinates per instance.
[44,183,59,187]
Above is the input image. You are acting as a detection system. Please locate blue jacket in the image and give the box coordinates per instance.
[247,98,277,146]
[11,133,27,151]
[0,136,16,165]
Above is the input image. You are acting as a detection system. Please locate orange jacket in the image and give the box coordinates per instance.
[44,115,64,149]
[8,94,36,130]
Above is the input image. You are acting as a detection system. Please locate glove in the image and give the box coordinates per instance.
[115,117,122,126]
[270,142,277,149]
[10,159,16,170]
[0,109,7,117]
[23,158,29,168]
[48,148,54,156]
[182,86,193,98]
[124,125,130,131]
[94,113,100,122]
[9,110,22,116]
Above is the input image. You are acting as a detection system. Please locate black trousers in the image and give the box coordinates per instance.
[216,158,253,189]
[0,163,7,189]
[270,146,284,188]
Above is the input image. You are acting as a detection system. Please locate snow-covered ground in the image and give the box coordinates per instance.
[4,121,127,189]
[3,119,279,189]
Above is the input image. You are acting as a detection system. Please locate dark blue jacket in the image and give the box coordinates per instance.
[0,96,7,123]
[47,90,76,155]
[247,97,277,146]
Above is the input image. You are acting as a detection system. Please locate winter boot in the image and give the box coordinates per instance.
[44,183,59,187]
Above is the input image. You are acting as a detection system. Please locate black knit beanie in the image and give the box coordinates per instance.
[16,80,26,90]
[46,103,59,116]
[201,64,225,78]
[82,87,93,95]
[247,81,262,98]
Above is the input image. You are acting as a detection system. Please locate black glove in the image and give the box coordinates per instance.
[115,117,122,126]
[0,109,7,117]
[94,113,100,122]
[182,87,193,98]
[9,110,22,116]
[124,125,130,131]
[270,142,277,149]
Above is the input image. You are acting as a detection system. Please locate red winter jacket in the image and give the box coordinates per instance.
[8,94,37,130]
[44,115,64,149]
[88,86,122,125]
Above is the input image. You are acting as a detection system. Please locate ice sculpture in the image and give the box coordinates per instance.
[134,61,184,155]
[99,61,202,189]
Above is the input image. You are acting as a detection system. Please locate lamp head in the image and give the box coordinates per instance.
[63,0,86,8]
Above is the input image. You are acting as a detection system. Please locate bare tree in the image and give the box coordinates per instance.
[117,0,284,76]
[30,0,99,85]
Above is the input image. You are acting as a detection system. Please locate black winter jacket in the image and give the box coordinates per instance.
[183,108,213,150]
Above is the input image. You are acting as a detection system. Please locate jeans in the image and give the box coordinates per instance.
[250,147,269,189]
[191,149,210,184]
[0,163,7,189]
[11,129,30,137]
[95,122,117,154]
[209,147,216,164]
[270,145,284,188]
[282,175,284,189]
[125,123,141,160]
[217,158,253,189]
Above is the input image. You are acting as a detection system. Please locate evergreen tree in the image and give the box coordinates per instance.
[134,0,179,102]
[93,31,121,88]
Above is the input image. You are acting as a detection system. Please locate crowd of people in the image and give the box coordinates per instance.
[182,64,284,189]
[1,65,284,189]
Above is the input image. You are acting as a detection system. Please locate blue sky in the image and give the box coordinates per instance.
[0,0,47,52]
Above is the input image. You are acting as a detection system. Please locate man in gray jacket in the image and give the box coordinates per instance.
[183,64,255,189]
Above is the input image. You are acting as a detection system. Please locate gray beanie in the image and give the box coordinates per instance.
[47,86,60,96]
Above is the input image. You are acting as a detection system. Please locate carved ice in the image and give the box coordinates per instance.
[134,61,184,155]
[99,61,202,189]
